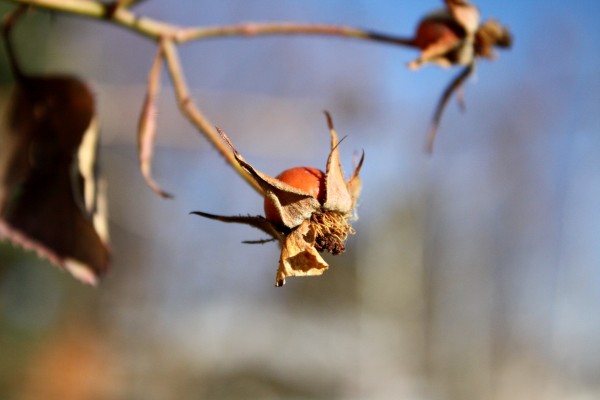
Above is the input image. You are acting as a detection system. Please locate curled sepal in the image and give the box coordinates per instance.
[216,127,320,229]
[426,62,475,153]
[138,41,172,198]
[276,220,328,287]
[190,211,282,241]
[323,112,353,213]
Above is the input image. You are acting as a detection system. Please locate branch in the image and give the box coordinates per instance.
[161,38,263,194]
[2,0,173,39]
[0,0,415,195]
[177,23,414,47]
[1,0,416,47]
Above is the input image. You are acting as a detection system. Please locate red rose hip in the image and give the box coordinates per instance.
[264,166,325,226]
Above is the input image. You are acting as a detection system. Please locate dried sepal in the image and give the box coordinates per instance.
[190,210,329,287]
[475,19,513,59]
[426,62,475,153]
[323,111,353,213]
[138,41,172,198]
[190,211,282,241]
[216,127,320,229]
[444,0,480,34]
[276,220,328,287]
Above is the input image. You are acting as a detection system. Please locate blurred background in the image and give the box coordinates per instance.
[1,0,599,399]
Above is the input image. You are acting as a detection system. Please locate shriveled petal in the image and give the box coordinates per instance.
[275,220,328,287]
[323,112,353,213]
[217,127,320,228]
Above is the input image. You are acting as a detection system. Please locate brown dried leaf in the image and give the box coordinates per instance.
[276,220,328,287]
[0,76,109,284]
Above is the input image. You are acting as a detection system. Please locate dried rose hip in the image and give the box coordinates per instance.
[192,112,363,286]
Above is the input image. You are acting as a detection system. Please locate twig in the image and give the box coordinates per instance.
[1,0,417,47]
[0,0,416,194]
[177,22,414,46]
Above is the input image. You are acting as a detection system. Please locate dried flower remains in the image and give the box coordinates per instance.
[192,112,363,287]
[407,0,512,151]
[409,0,511,70]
